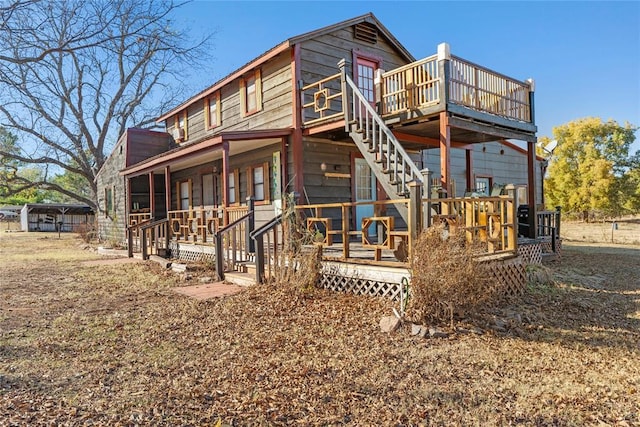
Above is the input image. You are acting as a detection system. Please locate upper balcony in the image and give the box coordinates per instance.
[301,43,537,143]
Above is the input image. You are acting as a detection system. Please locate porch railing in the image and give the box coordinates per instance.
[129,212,152,226]
[536,207,561,252]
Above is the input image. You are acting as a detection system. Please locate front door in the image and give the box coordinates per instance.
[355,158,376,234]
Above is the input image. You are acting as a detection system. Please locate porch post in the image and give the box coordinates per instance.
[465,148,473,193]
[338,59,350,131]
[246,196,255,253]
[222,140,229,224]
[421,168,432,228]
[527,139,537,238]
[408,181,423,260]
[164,166,171,215]
[148,171,155,219]
[439,111,452,199]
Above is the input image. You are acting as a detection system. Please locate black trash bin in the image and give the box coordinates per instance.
[517,204,529,237]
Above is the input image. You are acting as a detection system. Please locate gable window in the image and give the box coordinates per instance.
[247,162,270,203]
[240,69,262,116]
[205,93,221,129]
[228,169,239,205]
[174,111,188,142]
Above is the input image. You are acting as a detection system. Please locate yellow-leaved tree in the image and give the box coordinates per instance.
[544,117,638,220]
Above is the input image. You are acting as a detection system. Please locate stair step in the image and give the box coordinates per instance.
[224,271,256,287]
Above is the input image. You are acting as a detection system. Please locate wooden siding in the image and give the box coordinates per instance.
[298,28,409,89]
[301,137,356,205]
[422,142,544,203]
[166,53,293,143]
[125,130,172,167]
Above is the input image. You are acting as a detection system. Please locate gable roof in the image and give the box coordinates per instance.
[156,13,414,123]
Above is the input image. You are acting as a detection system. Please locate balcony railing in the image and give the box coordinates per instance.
[301,45,533,128]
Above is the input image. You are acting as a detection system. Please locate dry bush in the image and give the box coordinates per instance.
[269,198,322,295]
[407,222,500,326]
[74,221,97,243]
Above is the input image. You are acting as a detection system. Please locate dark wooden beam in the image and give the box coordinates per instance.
[527,140,537,238]
[148,171,155,218]
[164,166,171,213]
[465,148,473,193]
[392,131,472,149]
[447,115,537,143]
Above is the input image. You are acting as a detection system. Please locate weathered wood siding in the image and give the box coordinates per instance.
[422,141,544,204]
[95,129,172,243]
[167,53,293,143]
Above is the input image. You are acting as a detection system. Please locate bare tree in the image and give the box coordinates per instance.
[0,0,210,208]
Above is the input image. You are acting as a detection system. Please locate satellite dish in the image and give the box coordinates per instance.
[544,139,558,153]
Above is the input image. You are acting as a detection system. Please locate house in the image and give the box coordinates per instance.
[95,13,557,293]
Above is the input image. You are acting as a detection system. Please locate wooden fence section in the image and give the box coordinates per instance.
[449,56,532,122]
[380,54,440,115]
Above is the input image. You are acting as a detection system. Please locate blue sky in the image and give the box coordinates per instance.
[174,1,640,152]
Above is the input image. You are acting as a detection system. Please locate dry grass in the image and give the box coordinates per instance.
[1,232,639,425]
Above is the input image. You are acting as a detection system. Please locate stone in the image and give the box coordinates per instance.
[380,315,401,333]
[419,326,429,338]
[491,317,508,332]
[199,276,213,283]
[428,327,449,339]
[411,323,422,336]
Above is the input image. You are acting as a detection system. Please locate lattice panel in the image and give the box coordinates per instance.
[318,274,402,301]
[484,259,527,297]
[169,242,215,263]
[540,239,562,258]
[518,243,542,265]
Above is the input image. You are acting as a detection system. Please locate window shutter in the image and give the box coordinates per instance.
[240,78,247,116]
[255,69,262,111]
[246,166,253,200]
[203,98,209,128]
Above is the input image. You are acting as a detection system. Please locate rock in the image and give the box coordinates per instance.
[428,327,449,339]
[380,316,401,333]
[491,317,508,332]
[419,326,429,338]
[411,323,422,336]
[199,276,213,283]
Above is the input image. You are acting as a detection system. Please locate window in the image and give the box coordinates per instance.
[475,176,492,195]
[176,180,192,210]
[104,186,115,217]
[247,162,270,203]
[240,69,262,116]
[205,93,221,129]
[228,169,239,205]
[174,111,188,141]
[202,173,216,206]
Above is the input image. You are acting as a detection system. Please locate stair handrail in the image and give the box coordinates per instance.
[214,199,255,281]
[127,217,153,258]
[340,61,423,195]
[139,217,169,260]
[249,212,284,284]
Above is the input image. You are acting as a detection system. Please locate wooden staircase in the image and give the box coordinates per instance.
[340,62,424,224]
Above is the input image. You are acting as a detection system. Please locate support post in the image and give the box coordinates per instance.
[555,206,561,238]
[421,168,432,228]
[148,171,155,219]
[338,59,350,131]
[527,140,537,238]
[246,196,255,253]
[465,148,473,193]
[127,226,133,258]
[408,181,423,260]
[141,227,148,260]
[439,111,451,198]
[505,184,517,252]
[255,234,264,284]
[341,203,350,259]
[222,141,229,224]
[164,166,171,216]
[214,231,224,281]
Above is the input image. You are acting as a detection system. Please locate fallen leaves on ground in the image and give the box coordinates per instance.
[0,233,638,425]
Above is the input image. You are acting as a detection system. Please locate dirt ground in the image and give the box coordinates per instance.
[0,231,638,426]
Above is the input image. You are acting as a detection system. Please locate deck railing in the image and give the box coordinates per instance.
[214,204,254,280]
[301,45,533,129]
[380,54,440,115]
[250,214,285,284]
[449,56,532,122]
[140,218,169,260]
[429,195,517,254]
[301,72,343,126]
